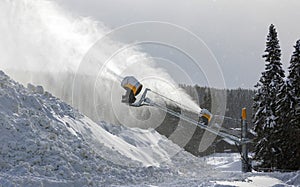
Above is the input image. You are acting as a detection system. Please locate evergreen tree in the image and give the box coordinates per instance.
[253,24,285,169]
[276,40,300,170]
[287,40,300,170]
[287,40,300,125]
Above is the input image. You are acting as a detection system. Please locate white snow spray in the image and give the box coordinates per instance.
[0,0,202,129]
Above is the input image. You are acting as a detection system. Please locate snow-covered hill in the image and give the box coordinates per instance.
[0,70,211,186]
[0,70,299,186]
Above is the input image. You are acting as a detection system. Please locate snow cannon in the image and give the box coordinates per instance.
[198,108,212,125]
[121,76,143,104]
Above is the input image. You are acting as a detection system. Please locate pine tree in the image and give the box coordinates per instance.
[276,40,300,170]
[287,40,300,125]
[287,40,300,170]
[253,24,285,169]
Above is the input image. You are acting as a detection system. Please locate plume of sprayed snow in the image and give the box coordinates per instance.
[0,0,101,73]
[0,0,200,127]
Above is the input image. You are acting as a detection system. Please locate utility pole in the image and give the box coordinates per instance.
[241,108,251,172]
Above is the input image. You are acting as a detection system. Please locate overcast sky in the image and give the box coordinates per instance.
[56,0,300,89]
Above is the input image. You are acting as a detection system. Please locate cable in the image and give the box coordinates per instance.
[142,89,253,141]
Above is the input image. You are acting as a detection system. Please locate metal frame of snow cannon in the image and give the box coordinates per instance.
[129,88,152,107]
[130,89,252,172]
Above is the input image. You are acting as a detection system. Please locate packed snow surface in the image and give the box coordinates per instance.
[0,70,299,186]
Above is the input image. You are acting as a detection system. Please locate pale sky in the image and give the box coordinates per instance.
[56,0,300,89]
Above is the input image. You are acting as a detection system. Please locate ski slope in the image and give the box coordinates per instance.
[0,70,299,186]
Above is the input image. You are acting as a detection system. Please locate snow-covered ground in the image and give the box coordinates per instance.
[203,153,300,186]
[0,70,299,186]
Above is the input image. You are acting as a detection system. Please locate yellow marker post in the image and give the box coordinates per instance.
[241,107,250,172]
[242,107,247,120]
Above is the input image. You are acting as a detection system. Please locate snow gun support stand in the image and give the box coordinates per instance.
[239,108,252,172]
[131,89,252,172]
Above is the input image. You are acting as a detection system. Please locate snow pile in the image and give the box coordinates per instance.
[0,70,178,186]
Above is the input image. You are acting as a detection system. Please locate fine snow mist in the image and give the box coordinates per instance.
[0,0,201,128]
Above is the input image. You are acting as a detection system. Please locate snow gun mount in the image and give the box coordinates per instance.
[130,88,252,172]
[131,88,251,145]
